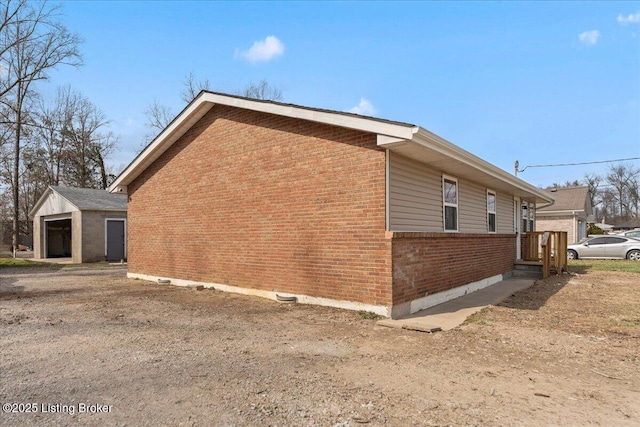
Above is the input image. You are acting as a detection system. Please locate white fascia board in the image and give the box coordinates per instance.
[200,92,418,140]
[109,100,214,192]
[109,92,417,193]
[377,135,408,145]
[412,128,554,204]
[537,209,586,215]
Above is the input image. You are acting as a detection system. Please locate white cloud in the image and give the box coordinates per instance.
[578,30,600,46]
[617,12,640,24]
[236,36,284,64]
[349,98,378,116]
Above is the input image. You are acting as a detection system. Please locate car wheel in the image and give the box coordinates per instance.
[627,250,640,261]
[567,250,578,260]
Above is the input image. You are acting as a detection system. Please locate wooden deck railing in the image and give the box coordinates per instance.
[524,231,568,278]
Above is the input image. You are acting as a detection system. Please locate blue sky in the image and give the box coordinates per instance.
[43,1,640,188]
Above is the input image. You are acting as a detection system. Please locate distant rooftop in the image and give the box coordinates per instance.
[538,186,590,212]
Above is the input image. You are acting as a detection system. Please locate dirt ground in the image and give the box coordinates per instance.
[1,265,638,427]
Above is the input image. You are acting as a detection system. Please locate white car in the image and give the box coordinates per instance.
[615,229,640,238]
[567,235,640,261]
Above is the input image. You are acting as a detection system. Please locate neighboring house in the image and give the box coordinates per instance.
[614,221,640,233]
[536,186,593,244]
[30,186,127,263]
[593,222,614,233]
[109,91,553,318]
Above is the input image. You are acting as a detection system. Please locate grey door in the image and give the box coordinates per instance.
[106,220,125,261]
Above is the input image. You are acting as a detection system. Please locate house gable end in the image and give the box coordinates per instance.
[30,188,80,217]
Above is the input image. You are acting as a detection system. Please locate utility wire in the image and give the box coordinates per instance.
[518,157,640,173]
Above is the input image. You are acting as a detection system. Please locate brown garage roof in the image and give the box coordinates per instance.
[537,186,589,212]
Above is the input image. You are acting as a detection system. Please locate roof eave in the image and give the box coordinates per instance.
[537,209,587,215]
[109,96,215,192]
[378,128,555,205]
[109,91,418,193]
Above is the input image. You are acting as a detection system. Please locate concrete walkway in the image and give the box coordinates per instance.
[378,278,536,332]
[32,257,75,264]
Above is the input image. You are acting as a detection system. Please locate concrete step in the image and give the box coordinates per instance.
[512,269,542,279]
[513,261,543,279]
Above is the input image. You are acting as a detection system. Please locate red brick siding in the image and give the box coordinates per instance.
[127,105,392,306]
[391,232,515,305]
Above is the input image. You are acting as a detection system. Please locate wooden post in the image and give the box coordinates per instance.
[541,232,550,279]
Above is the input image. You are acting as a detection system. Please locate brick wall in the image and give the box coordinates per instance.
[536,216,576,243]
[127,105,392,306]
[391,232,516,306]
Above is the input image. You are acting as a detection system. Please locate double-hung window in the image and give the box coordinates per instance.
[443,176,458,231]
[487,190,496,233]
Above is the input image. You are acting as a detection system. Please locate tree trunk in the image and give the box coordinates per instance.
[12,110,21,258]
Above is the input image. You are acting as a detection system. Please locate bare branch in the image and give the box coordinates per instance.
[180,72,211,103]
[242,79,283,101]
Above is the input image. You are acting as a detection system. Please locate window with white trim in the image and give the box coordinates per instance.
[443,176,458,231]
[487,190,496,233]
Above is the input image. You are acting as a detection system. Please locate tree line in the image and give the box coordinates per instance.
[551,163,640,225]
[0,1,283,254]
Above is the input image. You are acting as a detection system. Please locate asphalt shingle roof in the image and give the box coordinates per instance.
[537,186,589,212]
[51,186,127,211]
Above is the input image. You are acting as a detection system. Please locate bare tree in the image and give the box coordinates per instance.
[180,72,211,103]
[1,0,82,255]
[586,163,640,223]
[606,164,640,220]
[242,79,283,101]
[143,99,174,132]
[140,74,283,154]
[143,72,212,135]
[32,85,78,186]
[139,99,174,152]
[583,172,601,220]
[59,92,114,189]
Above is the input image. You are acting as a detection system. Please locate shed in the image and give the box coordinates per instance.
[109,91,553,318]
[30,186,127,263]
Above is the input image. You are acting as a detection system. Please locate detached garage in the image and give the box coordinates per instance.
[30,186,127,263]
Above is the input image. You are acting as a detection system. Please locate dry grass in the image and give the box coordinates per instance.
[477,270,640,338]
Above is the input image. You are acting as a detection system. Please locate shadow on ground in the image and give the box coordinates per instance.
[497,274,572,311]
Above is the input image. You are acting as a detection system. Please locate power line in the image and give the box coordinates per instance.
[517,157,640,173]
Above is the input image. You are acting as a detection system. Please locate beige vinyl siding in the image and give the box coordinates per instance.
[389,152,442,231]
[458,179,487,233]
[388,152,517,234]
[497,193,514,234]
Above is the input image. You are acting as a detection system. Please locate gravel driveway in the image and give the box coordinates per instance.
[1,264,639,426]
